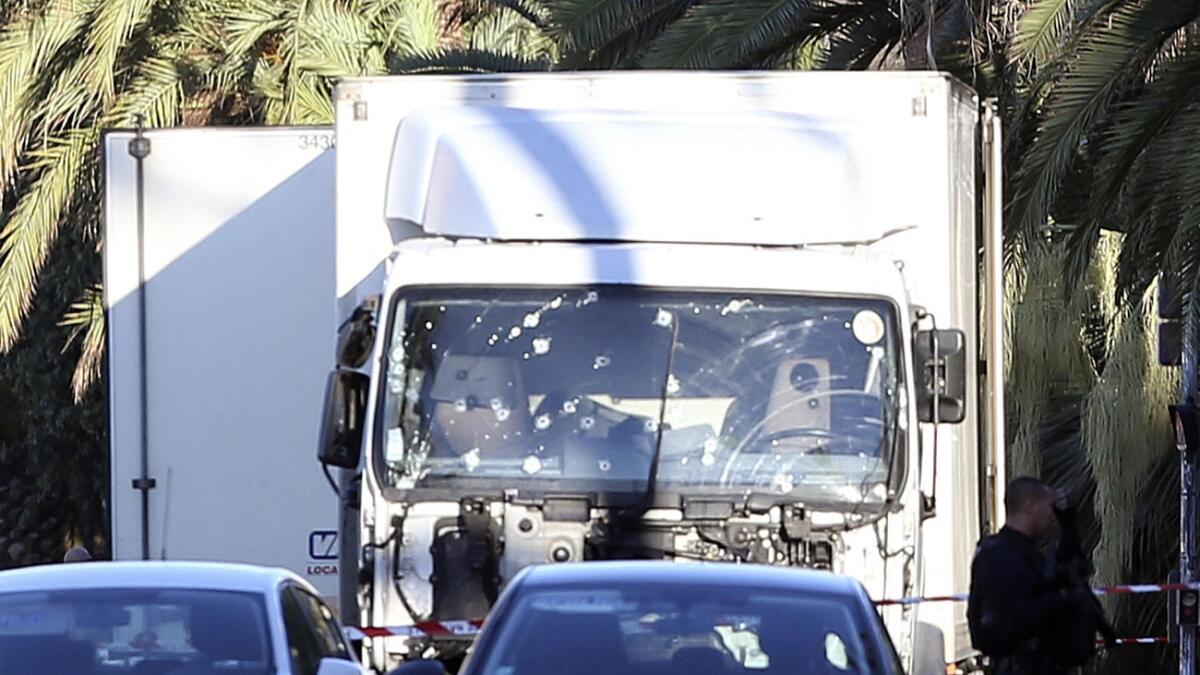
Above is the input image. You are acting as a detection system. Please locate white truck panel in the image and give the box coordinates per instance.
[103,128,340,598]
[389,107,879,244]
[339,72,987,664]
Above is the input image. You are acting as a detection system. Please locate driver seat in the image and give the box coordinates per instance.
[760,357,830,451]
[428,355,533,458]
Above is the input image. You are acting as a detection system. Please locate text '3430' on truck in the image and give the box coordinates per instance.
[316,71,1005,675]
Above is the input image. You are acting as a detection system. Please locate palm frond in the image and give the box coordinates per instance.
[573,0,694,68]
[539,0,674,55]
[297,0,386,78]
[289,71,335,124]
[0,129,95,351]
[58,284,104,402]
[1065,37,1200,298]
[1067,88,1200,316]
[817,0,901,70]
[645,0,821,69]
[1011,0,1075,66]
[85,0,156,103]
[375,0,442,56]
[1006,0,1198,258]
[464,7,557,62]
[0,0,94,192]
[220,0,292,58]
[103,54,183,127]
[474,0,549,30]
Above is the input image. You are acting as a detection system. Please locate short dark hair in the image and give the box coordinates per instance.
[1005,476,1052,516]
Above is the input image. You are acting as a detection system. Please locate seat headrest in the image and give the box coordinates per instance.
[764,357,831,435]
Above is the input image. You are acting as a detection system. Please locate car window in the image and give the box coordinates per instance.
[0,587,272,674]
[281,587,324,675]
[294,589,351,660]
[474,584,886,675]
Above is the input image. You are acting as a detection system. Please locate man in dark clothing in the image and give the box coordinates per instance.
[967,477,1108,674]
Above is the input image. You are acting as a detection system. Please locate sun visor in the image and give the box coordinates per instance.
[384,107,892,246]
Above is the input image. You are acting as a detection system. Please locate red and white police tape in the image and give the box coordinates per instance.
[344,620,484,640]
[343,621,1172,647]
[343,583,1195,644]
[873,581,1200,607]
[1102,638,1170,646]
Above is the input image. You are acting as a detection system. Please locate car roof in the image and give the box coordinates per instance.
[0,561,306,595]
[516,561,866,597]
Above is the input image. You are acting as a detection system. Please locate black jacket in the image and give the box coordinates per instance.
[967,526,1071,659]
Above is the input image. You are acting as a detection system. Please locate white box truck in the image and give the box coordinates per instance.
[102,71,1005,674]
[317,72,1006,674]
[103,127,342,598]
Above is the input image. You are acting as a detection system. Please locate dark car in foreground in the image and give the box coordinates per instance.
[398,561,903,675]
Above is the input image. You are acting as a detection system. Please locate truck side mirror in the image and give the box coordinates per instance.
[338,301,378,369]
[319,370,370,468]
[913,329,967,424]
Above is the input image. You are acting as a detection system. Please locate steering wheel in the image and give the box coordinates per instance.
[718,390,884,485]
[533,391,594,431]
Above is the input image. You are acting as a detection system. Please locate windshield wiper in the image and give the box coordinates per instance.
[644,311,680,507]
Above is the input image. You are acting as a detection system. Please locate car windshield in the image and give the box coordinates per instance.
[0,587,272,674]
[379,286,899,506]
[471,583,893,674]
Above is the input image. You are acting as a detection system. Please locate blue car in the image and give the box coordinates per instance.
[396,561,903,675]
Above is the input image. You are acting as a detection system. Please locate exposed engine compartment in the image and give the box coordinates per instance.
[367,497,847,626]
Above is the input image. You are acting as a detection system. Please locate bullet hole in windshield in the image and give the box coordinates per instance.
[667,375,681,395]
[532,337,552,355]
[593,355,611,370]
[463,448,481,471]
[721,299,753,316]
[523,312,541,328]
[522,456,543,475]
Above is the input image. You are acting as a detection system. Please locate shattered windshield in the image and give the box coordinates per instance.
[378,286,899,505]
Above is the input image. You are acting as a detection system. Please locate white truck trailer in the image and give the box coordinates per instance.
[103,127,342,598]
[317,71,1006,674]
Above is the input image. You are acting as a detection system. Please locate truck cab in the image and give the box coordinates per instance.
[320,72,1005,674]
